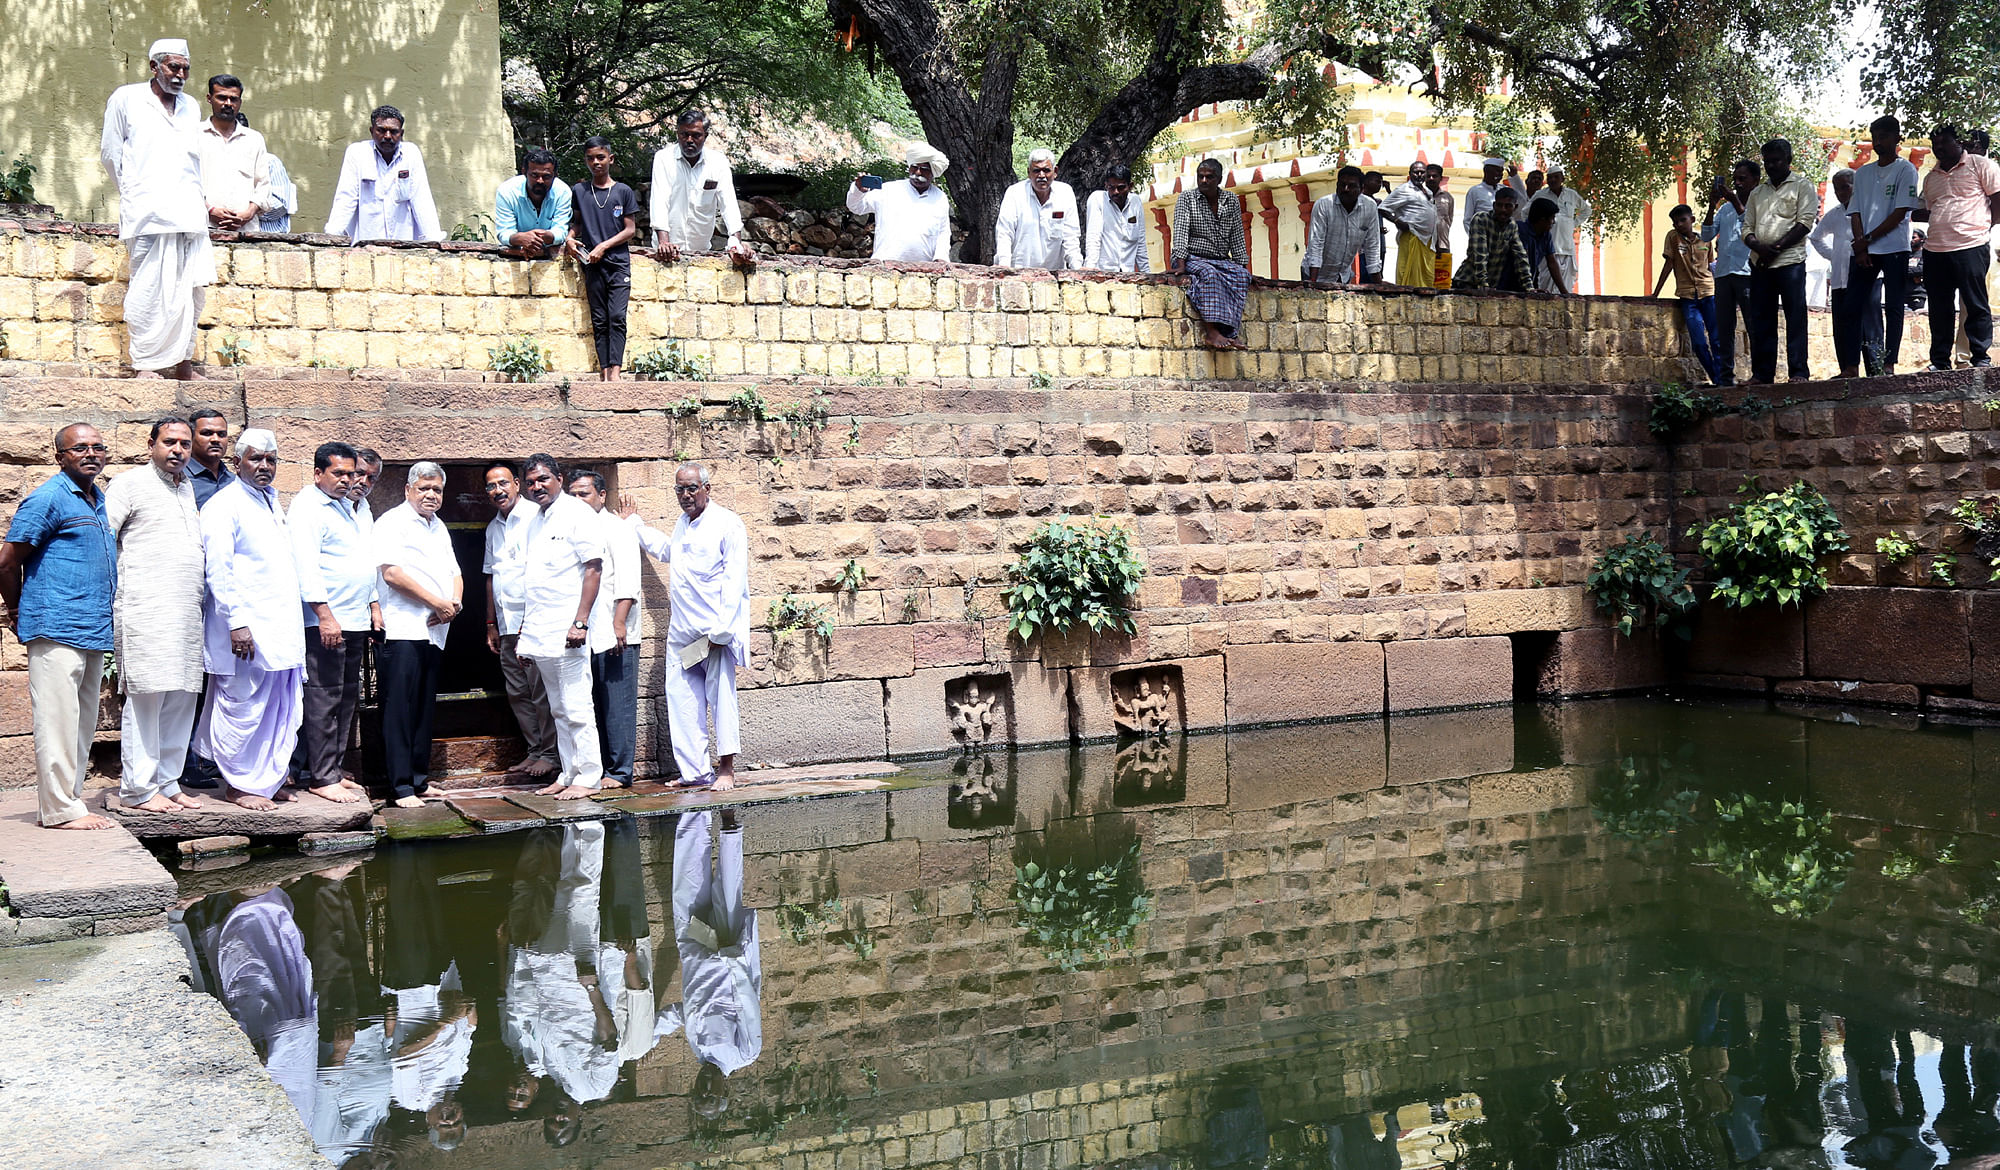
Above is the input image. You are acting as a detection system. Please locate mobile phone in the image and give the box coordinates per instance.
[858,174,884,190]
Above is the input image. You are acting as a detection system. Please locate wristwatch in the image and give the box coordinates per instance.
[572,620,588,630]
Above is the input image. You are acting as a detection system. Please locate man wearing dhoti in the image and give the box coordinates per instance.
[106,417,206,812]
[624,464,749,791]
[198,429,305,810]
[654,808,763,1118]
[100,38,214,380]
[516,455,607,800]
[1169,159,1253,351]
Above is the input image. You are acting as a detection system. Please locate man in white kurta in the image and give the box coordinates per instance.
[845,143,953,263]
[1530,168,1592,293]
[653,807,762,1115]
[565,472,643,788]
[483,462,561,780]
[627,464,749,791]
[100,38,215,379]
[994,149,1082,270]
[323,105,443,243]
[1085,169,1150,274]
[106,418,206,811]
[517,457,607,799]
[649,111,750,261]
[197,73,273,230]
[198,431,306,809]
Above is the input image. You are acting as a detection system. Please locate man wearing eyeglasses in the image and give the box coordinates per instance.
[0,425,118,829]
[100,37,214,381]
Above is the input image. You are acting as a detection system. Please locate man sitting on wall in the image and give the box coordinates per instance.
[495,147,573,260]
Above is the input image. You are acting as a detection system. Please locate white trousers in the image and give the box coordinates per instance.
[1552,253,1578,294]
[662,644,739,785]
[125,231,214,371]
[530,652,602,789]
[28,640,104,826]
[120,689,199,803]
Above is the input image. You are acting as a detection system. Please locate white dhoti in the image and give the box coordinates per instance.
[1552,253,1577,293]
[663,643,740,786]
[529,652,602,789]
[124,231,215,371]
[120,688,199,803]
[198,665,303,798]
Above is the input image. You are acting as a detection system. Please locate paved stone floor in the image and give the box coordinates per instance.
[0,930,325,1169]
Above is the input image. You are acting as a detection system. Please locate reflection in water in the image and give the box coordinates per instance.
[167,700,2000,1168]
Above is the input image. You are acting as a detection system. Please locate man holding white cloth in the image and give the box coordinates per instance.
[375,462,461,808]
[625,464,748,791]
[846,144,953,263]
[517,455,607,800]
[101,37,214,380]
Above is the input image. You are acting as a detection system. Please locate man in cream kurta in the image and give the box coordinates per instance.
[323,106,443,243]
[196,73,273,230]
[198,430,306,809]
[845,143,953,263]
[649,111,750,261]
[1084,166,1149,273]
[100,37,215,379]
[106,418,206,812]
[626,464,749,791]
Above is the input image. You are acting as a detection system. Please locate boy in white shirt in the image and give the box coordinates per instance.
[1846,114,1922,375]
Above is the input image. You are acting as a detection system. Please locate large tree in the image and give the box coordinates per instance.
[828,0,1855,259]
[1863,0,2000,133]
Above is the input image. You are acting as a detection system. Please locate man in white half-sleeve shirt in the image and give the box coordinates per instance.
[845,143,953,263]
[288,441,377,806]
[623,463,748,792]
[324,105,442,243]
[994,148,1082,270]
[197,429,306,811]
[650,110,750,262]
[101,37,215,380]
[375,462,461,808]
[652,807,762,1116]
[482,461,561,782]
[1084,164,1149,273]
[516,455,606,800]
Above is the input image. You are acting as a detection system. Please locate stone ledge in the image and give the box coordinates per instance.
[0,791,175,922]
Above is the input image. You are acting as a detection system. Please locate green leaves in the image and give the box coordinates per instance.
[486,335,550,382]
[1011,843,1151,970]
[1002,517,1146,642]
[1692,481,1848,609]
[1696,794,1852,920]
[1586,532,1696,640]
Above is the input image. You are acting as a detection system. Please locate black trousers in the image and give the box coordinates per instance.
[1713,272,1751,386]
[591,643,639,786]
[299,629,368,788]
[1749,261,1809,382]
[1845,253,1907,370]
[379,639,442,800]
[1927,244,1993,369]
[584,263,631,369]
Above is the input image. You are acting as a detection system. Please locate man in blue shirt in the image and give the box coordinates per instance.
[495,147,572,260]
[1702,160,1759,387]
[187,408,236,509]
[0,423,118,829]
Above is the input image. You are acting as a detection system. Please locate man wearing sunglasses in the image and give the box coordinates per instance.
[100,37,214,380]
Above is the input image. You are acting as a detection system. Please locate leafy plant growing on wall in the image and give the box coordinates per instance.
[768,592,834,641]
[1874,532,1916,563]
[1001,517,1145,640]
[1012,842,1151,971]
[0,154,38,204]
[1696,793,1853,919]
[1648,383,1726,440]
[487,335,549,382]
[1586,532,1697,638]
[1950,497,2000,581]
[628,339,712,381]
[727,387,768,422]
[1692,481,1848,607]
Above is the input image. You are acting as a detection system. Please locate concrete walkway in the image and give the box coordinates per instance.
[0,930,326,1170]
[0,791,175,943]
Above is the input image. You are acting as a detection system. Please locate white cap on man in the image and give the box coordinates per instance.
[1482,156,1506,170]
[148,38,189,61]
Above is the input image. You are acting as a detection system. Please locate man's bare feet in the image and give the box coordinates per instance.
[551,785,599,801]
[122,794,182,813]
[133,369,166,379]
[393,795,425,809]
[711,774,735,792]
[338,774,365,791]
[310,784,364,804]
[273,787,298,803]
[171,793,204,809]
[513,758,558,780]
[534,780,567,796]
[225,792,277,811]
[49,813,116,830]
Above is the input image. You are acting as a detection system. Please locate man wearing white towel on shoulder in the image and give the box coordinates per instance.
[101,37,214,381]
[620,464,748,791]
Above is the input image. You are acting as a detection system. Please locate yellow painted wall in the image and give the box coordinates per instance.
[2,0,511,232]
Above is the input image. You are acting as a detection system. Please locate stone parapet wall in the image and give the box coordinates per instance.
[0,220,1688,385]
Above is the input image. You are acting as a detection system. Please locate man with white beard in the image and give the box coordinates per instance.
[100,37,214,380]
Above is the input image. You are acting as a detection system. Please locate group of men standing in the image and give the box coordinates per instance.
[0,413,752,828]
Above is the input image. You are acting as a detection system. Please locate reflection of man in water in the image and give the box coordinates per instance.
[1935,1042,2000,1159]
[656,807,763,1118]
[285,861,394,1165]
[381,846,476,1149]
[1841,1019,1929,1168]
[177,887,321,1135]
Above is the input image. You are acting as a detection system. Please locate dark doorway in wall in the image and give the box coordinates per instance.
[1510,631,1559,701]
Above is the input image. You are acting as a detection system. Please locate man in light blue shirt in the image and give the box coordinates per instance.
[495,147,572,259]
[288,441,378,803]
[1702,159,1759,387]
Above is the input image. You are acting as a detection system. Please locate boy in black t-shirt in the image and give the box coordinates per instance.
[566,136,640,380]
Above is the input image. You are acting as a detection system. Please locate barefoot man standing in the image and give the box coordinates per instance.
[197,429,305,811]
[106,417,206,813]
[0,424,119,830]
[516,455,607,801]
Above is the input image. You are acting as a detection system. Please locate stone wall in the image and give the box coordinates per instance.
[0,221,1688,385]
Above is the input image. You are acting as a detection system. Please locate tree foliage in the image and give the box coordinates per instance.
[1863,0,2000,131]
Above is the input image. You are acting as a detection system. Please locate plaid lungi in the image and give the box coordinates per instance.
[1185,255,1250,331]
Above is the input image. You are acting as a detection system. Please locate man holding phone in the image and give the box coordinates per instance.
[847,143,954,263]
[1702,160,1760,386]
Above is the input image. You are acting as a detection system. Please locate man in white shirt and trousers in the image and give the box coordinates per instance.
[105,417,206,813]
[650,110,752,262]
[289,441,376,805]
[516,455,607,800]
[994,148,1082,270]
[846,143,953,263]
[324,105,443,243]
[1084,164,1149,273]
[565,470,643,789]
[375,462,462,808]
[196,72,272,232]
[483,461,561,782]
[1530,167,1592,292]
[625,464,749,791]
[101,37,215,381]
[198,429,306,811]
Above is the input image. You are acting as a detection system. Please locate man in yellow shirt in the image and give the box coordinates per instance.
[1741,138,1820,383]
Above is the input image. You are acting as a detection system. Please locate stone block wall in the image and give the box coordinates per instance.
[0,221,1688,385]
